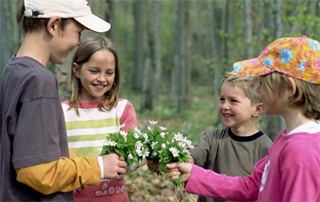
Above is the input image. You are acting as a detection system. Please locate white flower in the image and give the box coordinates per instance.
[100,120,194,187]
[178,141,186,148]
[186,140,194,149]
[149,120,158,125]
[160,132,166,138]
[142,150,150,159]
[151,141,158,149]
[159,126,167,131]
[173,132,184,141]
[135,141,142,151]
[142,133,149,142]
[120,130,127,138]
[133,131,140,139]
[169,147,179,157]
[182,148,190,154]
[136,147,143,156]
[134,127,141,133]
[104,140,117,146]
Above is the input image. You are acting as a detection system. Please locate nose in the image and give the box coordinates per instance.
[97,74,106,82]
[221,102,230,110]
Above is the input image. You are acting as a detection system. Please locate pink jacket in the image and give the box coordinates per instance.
[185,129,320,201]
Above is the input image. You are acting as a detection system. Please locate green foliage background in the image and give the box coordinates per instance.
[0,1,320,201]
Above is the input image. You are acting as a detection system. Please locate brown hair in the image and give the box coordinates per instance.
[261,73,320,119]
[16,0,73,33]
[70,36,121,115]
[222,71,262,105]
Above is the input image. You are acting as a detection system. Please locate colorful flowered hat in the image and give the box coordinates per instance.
[233,36,320,84]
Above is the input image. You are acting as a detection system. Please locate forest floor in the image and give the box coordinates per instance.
[126,164,198,202]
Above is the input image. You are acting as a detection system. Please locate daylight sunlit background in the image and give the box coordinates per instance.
[1,0,319,201]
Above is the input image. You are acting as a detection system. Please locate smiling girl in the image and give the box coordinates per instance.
[62,36,137,202]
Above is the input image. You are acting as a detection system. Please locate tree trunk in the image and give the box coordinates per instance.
[141,0,158,112]
[141,57,152,111]
[174,0,186,116]
[132,0,144,91]
[105,0,114,40]
[243,0,253,59]
[210,1,223,99]
[273,0,282,38]
[151,0,162,102]
[0,1,20,74]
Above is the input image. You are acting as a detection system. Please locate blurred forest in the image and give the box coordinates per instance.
[1,0,319,140]
[1,0,320,201]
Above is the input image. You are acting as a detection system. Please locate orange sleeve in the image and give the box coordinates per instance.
[16,156,101,195]
[69,148,77,158]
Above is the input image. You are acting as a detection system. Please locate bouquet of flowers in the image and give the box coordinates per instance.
[100,120,194,186]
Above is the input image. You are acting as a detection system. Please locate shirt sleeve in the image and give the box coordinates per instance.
[16,156,101,195]
[120,100,137,131]
[190,131,214,167]
[185,157,267,201]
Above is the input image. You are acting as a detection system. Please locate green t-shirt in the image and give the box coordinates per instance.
[190,127,273,202]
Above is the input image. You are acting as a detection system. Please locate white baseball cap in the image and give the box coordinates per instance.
[23,0,111,33]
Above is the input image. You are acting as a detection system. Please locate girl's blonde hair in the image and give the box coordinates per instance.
[69,36,120,115]
[261,73,320,119]
[223,71,262,105]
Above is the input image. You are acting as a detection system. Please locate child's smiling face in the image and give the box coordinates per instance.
[49,19,84,65]
[219,82,256,128]
[74,49,116,101]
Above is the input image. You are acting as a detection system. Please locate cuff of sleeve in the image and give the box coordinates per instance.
[97,156,104,179]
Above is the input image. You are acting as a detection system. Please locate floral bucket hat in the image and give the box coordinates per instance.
[233,36,320,84]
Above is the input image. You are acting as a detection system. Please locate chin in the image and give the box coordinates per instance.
[221,120,231,127]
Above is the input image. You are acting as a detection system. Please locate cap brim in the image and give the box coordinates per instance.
[233,58,274,77]
[75,15,111,33]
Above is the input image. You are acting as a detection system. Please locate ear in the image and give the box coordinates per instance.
[72,63,80,78]
[287,77,297,96]
[46,17,61,36]
[252,102,264,117]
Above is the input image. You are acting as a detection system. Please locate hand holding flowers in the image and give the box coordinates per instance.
[100,120,194,186]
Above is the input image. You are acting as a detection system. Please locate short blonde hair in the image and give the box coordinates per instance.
[261,72,320,119]
[222,71,262,105]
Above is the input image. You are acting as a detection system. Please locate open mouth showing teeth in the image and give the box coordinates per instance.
[93,84,106,89]
[223,114,233,117]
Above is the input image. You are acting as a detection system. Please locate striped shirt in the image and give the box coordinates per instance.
[61,99,137,157]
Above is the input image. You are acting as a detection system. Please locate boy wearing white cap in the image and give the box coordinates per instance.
[0,0,127,201]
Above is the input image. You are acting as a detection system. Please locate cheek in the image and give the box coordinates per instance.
[108,75,116,83]
[79,73,94,85]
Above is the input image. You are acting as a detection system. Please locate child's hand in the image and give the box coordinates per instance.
[146,159,159,174]
[166,162,192,183]
[101,153,127,179]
